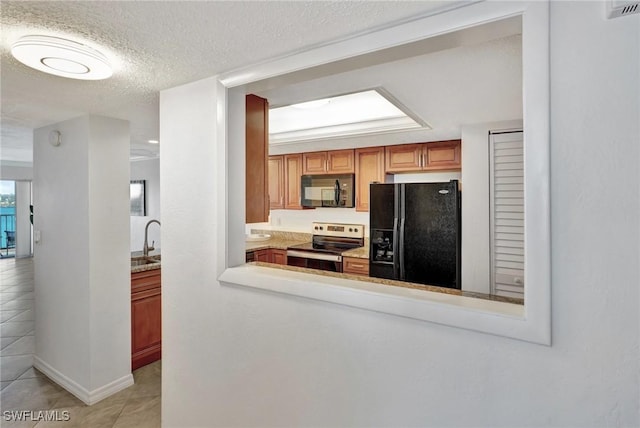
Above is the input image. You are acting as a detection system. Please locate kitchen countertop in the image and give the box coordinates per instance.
[250,261,524,305]
[246,230,370,259]
[341,245,369,259]
[246,237,309,252]
[134,238,520,304]
[247,239,369,259]
[131,253,161,273]
[246,229,312,252]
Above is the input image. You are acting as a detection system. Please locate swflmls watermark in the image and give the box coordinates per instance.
[3,410,71,422]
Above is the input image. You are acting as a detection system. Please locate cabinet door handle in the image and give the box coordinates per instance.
[351,263,364,268]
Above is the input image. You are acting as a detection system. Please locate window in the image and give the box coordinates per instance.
[130,180,146,216]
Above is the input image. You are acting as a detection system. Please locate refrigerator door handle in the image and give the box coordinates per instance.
[392,217,399,279]
[399,217,406,280]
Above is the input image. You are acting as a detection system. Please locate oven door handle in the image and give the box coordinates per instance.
[286,250,342,262]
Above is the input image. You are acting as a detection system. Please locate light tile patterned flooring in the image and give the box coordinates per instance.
[0,258,161,427]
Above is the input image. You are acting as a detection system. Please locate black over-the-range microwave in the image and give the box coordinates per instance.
[301,174,355,208]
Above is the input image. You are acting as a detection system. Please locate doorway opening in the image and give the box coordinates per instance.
[0,180,33,259]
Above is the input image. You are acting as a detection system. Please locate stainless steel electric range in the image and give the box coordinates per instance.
[286,222,365,272]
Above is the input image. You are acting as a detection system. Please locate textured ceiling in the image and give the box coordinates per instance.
[0,0,459,163]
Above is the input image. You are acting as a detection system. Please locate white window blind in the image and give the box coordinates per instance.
[489,130,524,299]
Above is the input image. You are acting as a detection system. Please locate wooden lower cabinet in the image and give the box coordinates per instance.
[246,248,287,265]
[254,249,270,262]
[131,269,161,370]
[343,257,369,276]
[271,249,287,265]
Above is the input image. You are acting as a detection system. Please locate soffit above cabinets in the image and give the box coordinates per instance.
[269,88,429,145]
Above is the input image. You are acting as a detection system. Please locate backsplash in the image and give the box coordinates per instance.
[248,207,369,236]
[250,229,312,242]
[251,228,369,249]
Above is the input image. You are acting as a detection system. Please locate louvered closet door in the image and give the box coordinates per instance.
[490,131,524,299]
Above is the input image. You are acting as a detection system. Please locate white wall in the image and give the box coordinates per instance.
[34,115,132,403]
[130,158,160,253]
[160,77,221,421]
[461,120,523,294]
[161,3,639,426]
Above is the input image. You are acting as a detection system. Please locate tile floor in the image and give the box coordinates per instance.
[0,257,161,428]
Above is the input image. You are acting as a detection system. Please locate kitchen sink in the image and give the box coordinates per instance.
[131,256,161,266]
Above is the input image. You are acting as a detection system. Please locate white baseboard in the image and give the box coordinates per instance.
[34,356,134,405]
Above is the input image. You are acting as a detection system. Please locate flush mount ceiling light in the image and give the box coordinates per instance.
[11,35,112,80]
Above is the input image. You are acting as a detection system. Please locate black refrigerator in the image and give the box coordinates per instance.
[369,180,461,289]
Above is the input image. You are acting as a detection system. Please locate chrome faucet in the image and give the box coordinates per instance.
[143,219,161,257]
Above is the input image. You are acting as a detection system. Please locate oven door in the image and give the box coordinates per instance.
[286,250,343,272]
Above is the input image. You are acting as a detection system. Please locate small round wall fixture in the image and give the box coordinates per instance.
[11,35,112,80]
[48,130,62,147]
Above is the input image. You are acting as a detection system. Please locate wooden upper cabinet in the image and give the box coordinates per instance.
[303,149,354,174]
[302,152,327,174]
[268,140,460,212]
[268,156,285,210]
[268,153,312,211]
[284,154,305,209]
[355,147,385,212]
[327,149,355,173]
[385,143,423,172]
[424,140,461,170]
[385,140,461,173]
[246,94,269,223]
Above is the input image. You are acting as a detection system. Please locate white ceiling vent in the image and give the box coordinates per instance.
[607,0,639,18]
